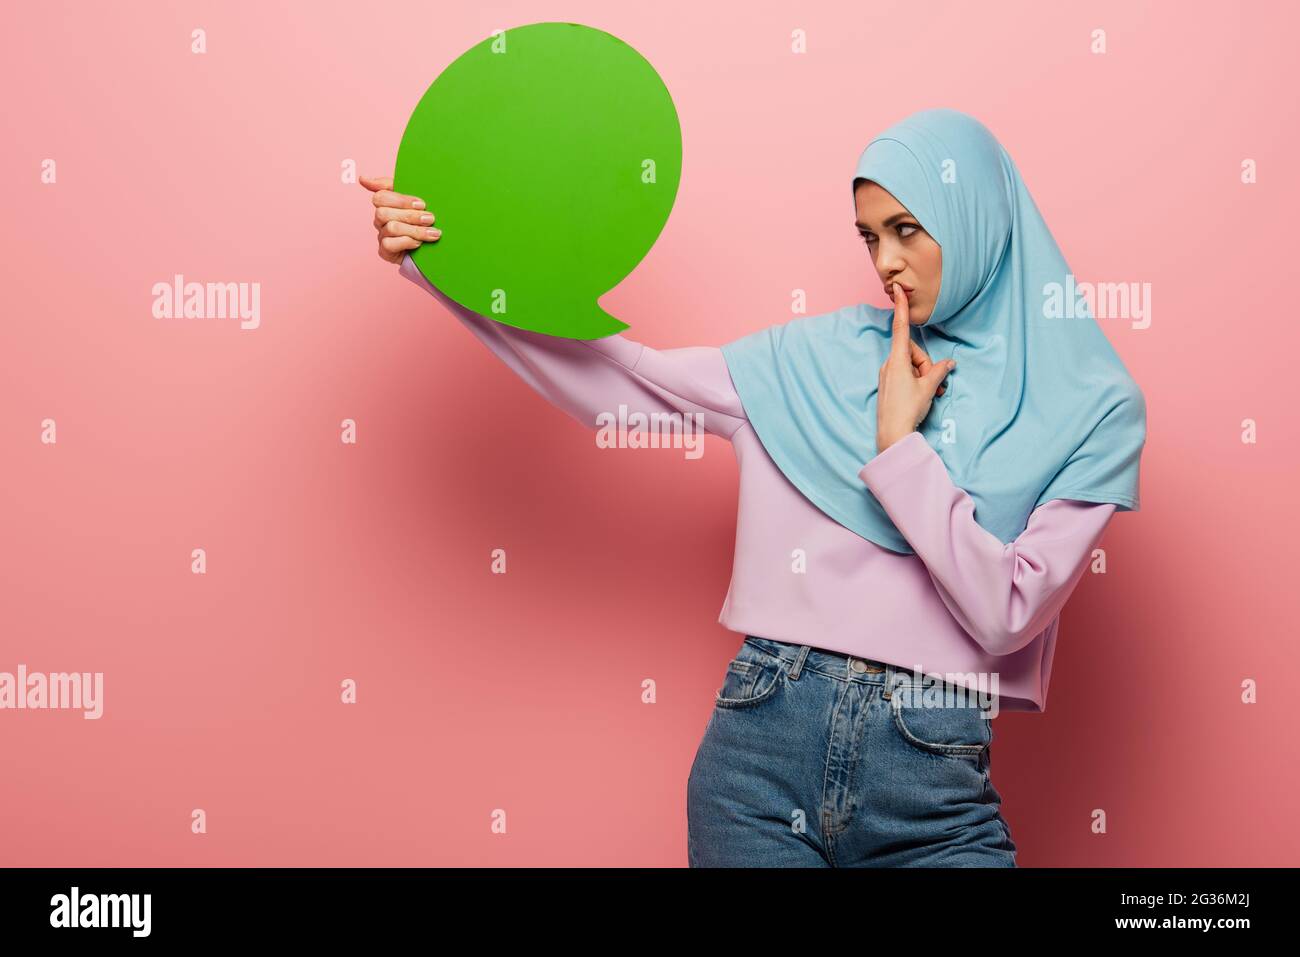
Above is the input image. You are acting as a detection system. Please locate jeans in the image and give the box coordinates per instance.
[687,635,1017,867]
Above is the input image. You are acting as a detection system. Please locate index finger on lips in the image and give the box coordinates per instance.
[889,284,912,363]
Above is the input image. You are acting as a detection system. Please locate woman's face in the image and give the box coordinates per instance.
[854,180,942,325]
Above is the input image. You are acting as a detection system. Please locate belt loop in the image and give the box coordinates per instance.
[883,662,896,701]
[788,644,812,681]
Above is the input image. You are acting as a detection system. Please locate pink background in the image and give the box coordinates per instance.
[2,0,1297,866]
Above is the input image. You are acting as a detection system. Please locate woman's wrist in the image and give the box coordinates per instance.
[877,426,915,454]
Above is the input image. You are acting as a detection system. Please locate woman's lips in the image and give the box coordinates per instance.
[886,282,914,298]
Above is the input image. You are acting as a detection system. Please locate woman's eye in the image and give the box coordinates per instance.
[858,224,920,244]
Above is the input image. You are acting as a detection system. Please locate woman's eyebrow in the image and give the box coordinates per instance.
[855,213,915,229]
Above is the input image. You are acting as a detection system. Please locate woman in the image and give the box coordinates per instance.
[361,108,1146,867]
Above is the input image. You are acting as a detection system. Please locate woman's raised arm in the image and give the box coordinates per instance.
[363,172,746,442]
[398,253,748,442]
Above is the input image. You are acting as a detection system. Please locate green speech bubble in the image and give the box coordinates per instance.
[394,21,683,339]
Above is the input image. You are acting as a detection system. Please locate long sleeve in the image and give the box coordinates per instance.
[858,430,1116,657]
[397,254,747,441]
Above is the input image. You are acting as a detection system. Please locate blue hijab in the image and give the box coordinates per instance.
[719,108,1146,555]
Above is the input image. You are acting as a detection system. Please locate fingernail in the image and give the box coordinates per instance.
[413,199,426,209]
[426,228,441,239]
[419,213,434,224]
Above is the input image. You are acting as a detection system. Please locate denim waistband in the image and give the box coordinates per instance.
[743,635,998,711]
[743,634,898,688]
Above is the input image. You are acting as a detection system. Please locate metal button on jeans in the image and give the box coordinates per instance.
[850,658,868,674]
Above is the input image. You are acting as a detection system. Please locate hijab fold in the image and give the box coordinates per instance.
[719,108,1145,555]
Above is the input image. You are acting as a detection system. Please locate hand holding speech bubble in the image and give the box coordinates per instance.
[395,22,683,339]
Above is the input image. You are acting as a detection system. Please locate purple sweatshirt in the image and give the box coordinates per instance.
[399,254,1115,712]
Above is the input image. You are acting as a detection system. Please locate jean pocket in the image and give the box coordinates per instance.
[890,684,991,758]
[713,639,786,710]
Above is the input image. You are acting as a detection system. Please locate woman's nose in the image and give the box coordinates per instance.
[874,240,905,270]
[876,251,906,276]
